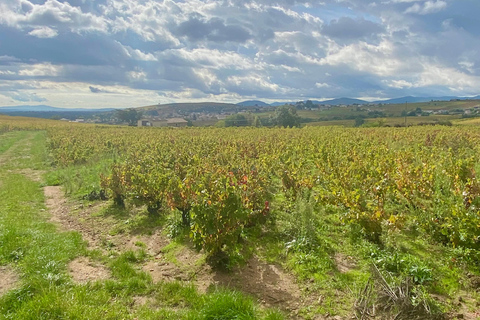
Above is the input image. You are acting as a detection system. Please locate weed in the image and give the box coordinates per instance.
[355,265,444,320]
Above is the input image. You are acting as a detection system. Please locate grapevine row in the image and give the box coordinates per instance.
[44,125,480,259]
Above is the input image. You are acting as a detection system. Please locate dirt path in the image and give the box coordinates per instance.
[44,186,103,250]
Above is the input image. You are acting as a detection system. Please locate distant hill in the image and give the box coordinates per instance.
[375,96,439,104]
[269,101,294,106]
[139,102,241,114]
[320,98,367,105]
[237,100,270,107]
[269,98,369,106]
[0,105,57,112]
[374,95,480,104]
[0,105,115,112]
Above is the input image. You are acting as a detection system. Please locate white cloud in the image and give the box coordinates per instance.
[319,40,404,77]
[165,48,255,70]
[192,68,221,89]
[128,70,147,82]
[0,0,479,107]
[418,64,480,91]
[458,61,475,74]
[405,1,447,15]
[120,44,158,61]
[28,26,58,38]
[1,0,107,33]
[0,91,46,102]
[18,63,61,77]
[0,55,20,63]
[383,79,414,88]
[227,74,282,94]
[0,70,16,75]
[315,82,330,88]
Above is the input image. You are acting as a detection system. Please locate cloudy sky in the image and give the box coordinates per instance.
[0,0,479,108]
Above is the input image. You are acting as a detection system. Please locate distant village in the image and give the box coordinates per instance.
[56,99,480,126]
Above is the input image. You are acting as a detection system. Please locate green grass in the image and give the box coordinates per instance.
[44,159,112,198]
[0,131,28,154]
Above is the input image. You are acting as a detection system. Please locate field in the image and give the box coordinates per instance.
[231,100,480,128]
[1,115,480,319]
[306,115,461,127]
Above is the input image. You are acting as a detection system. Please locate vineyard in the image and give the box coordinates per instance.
[47,125,480,255]
[1,115,480,319]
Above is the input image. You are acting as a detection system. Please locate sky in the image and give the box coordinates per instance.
[0,0,479,108]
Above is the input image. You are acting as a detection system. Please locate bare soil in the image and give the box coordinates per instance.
[120,231,170,256]
[132,295,153,307]
[68,257,110,283]
[333,253,357,273]
[44,186,102,249]
[143,244,204,283]
[212,256,303,309]
[0,266,19,296]
[144,246,315,318]
[453,304,480,320]
[143,258,189,282]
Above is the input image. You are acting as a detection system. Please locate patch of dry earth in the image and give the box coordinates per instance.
[120,231,169,256]
[334,253,357,274]
[144,247,316,318]
[68,257,110,283]
[0,266,19,296]
[210,256,304,312]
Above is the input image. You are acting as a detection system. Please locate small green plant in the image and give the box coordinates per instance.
[199,288,257,320]
[408,265,433,285]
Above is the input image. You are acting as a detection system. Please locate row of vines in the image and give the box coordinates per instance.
[44,125,480,263]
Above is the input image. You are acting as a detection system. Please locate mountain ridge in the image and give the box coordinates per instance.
[238,95,480,107]
[2,94,480,114]
[0,105,116,112]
